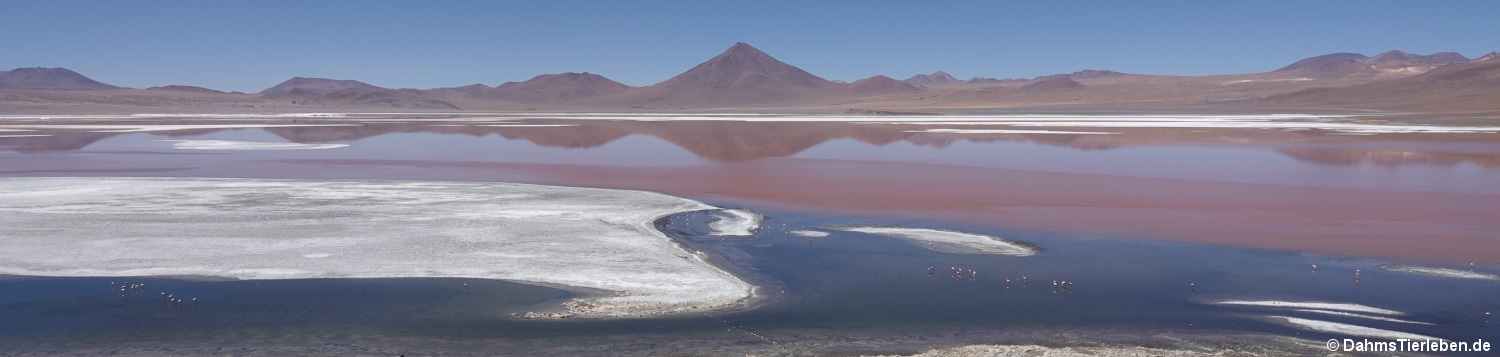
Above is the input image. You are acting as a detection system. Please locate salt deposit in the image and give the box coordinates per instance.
[707,209,763,236]
[905,129,1118,135]
[0,178,756,318]
[0,135,51,138]
[477,124,579,127]
[831,226,1038,256]
[1267,316,1437,341]
[155,140,349,150]
[1292,309,1433,325]
[1214,300,1403,315]
[790,230,831,238]
[1377,264,1500,281]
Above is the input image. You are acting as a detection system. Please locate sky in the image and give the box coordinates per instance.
[3,0,1497,93]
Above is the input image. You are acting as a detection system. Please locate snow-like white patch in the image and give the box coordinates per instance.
[0,135,51,138]
[476,124,579,127]
[707,209,763,237]
[831,226,1038,256]
[1292,309,1433,325]
[0,124,361,133]
[155,140,349,150]
[1378,264,1500,281]
[1215,300,1403,315]
[0,178,755,318]
[0,129,36,132]
[302,253,333,259]
[906,129,1117,135]
[1268,316,1437,341]
[789,230,830,238]
[1223,78,1313,85]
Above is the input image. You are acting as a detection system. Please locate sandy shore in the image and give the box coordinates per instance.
[0,177,757,318]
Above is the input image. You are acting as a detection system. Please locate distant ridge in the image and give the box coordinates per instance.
[493,72,630,102]
[847,75,920,95]
[1020,77,1085,92]
[0,67,120,90]
[259,77,377,96]
[1262,56,1500,110]
[904,71,961,86]
[146,85,226,94]
[1364,50,1470,68]
[1277,50,1472,73]
[302,87,459,109]
[1276,53,1369,72]
[1033,70,1125,82]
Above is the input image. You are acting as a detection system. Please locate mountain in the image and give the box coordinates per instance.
[258,77,378,96]
[904,71,961,86]
[1287,59,1380,79]
[846,75,920,96]
[1032,70,1126,82]
[1260,56,1500,110]
[1364,50,1470,69]
[493,72,630,102]
[1019,77,1086,92]
[966,77,1025,84]
[301,87,459,109]
[1066,70,1127,79]
[1479,52,1500,62]
[600,42,844,107]
[1276,53,1370,71]
[0,67,120,90]
[146,85,227,94]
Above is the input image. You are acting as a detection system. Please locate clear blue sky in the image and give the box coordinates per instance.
[3,0,1496,92]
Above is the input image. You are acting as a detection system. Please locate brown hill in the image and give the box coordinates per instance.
[493,72,630,102]
[1260,56,1500,110]
[1288,59,1381,79]
[301,87,460,109]
[146,85,226,94]
[0,67,120,90]
[259,77,378,96]
[1019,77,1086,92]
[847,75,920,96]
[599,42,845,107]
[1275,52,1369,71]
[904,71,961,86]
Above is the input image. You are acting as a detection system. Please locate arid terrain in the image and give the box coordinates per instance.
[3,44,1497,115]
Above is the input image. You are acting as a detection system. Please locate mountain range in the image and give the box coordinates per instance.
[1,44,1496,112]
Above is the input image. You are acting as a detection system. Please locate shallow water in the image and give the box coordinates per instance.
[1,209,1495,354]
[1,115,1498,354]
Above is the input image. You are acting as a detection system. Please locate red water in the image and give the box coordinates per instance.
[3,119,1498,263]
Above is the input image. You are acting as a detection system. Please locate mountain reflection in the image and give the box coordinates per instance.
[3,120,1498,168]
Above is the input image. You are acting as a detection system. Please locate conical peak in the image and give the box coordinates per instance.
[716,42,772,59]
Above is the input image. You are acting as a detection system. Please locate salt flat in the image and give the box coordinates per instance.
[0,178,755,318]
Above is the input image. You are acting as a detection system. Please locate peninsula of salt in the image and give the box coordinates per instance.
[0,178,756,318]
